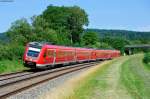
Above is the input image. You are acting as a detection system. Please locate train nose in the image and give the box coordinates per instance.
[25,56,38,62]
[24,61,36,68]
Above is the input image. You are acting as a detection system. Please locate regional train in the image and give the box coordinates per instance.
[23,42,120,69]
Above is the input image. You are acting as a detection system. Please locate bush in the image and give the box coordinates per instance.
[0,44,25,60]
[143,52,150,64]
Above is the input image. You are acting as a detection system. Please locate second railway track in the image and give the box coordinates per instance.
[0,72,33,81]
[0,61,100,99]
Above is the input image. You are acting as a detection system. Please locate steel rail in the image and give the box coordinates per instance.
[0,62,97,82]
[0,71,26,77]
[0,62,100,99]
[0,62,97,87]
[0,72,34,81]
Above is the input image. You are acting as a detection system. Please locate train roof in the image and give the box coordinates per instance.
[28,42,93,50]
[28,42,52,46]
[28,42,120,52]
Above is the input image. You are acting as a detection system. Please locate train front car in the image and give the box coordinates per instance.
[23,42,43,69]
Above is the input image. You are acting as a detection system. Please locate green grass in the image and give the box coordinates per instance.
[68,60,117,99]
[66,54,150,99]
[121,54,150,99]
[0,60,27,74]
[72,65,108,99]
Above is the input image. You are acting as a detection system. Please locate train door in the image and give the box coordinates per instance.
[45,49,55,65]
[91,51,96,60]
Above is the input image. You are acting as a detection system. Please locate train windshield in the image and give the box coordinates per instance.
[27,47,41,57]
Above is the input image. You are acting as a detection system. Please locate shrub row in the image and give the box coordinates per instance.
[143,52,150,64]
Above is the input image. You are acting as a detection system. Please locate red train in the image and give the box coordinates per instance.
[23,42,120,69]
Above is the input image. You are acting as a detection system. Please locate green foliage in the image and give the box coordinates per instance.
[81,31,99,48]
[7,18,33,45]
[0,60,26,73]
[31,16,59,44]
[6,6,88,46]
[2,5,89,61]
[42,5,89,43]
[99,42,112,49]
[143,52,150,64]
[86,29,150,53]
[6,17,60,45]
[102,37,130,53]
[0,44,24,60]
[87,29,150,42]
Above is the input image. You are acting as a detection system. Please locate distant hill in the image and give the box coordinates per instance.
[0,29,150,42]
[86,29,150,40]
[0,33,9,42]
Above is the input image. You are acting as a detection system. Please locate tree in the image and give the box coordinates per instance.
[67,6,89,43]
[42,5,89,44]
[7,18,33,45]
[99,42,112,49]
[81,31,99,48]
[102,37,130,53]
[31,16,49,34]
[31,16,58,44]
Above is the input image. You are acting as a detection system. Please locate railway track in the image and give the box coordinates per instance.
[0,68,45,81]
[0,61,100,99]
[0,72,33,81]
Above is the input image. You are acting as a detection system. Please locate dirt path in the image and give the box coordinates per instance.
[93,57,132,99]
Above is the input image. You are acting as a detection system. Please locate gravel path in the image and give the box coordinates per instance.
[8,67,92,99]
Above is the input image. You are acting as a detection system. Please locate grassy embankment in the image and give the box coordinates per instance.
[121,54,150,99]
[0,60,27,74]
[42,54,150,99]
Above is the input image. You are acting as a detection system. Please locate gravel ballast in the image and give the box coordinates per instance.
[8,67,92,99]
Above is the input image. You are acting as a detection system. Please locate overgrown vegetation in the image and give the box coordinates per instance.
[0,60,26,73]
[143,52,150,64]
[0,43,24,60]
[143,52,150,69]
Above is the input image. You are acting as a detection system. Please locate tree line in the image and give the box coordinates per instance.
[87,29,150,42]
[0,5,149,60]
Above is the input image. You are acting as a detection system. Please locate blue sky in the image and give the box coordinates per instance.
[0,0,150,33]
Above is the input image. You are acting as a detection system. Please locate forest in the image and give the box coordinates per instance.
[0,5,149,61]
[87,29,150,40]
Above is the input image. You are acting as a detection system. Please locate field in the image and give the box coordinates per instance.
[42,54,150,99]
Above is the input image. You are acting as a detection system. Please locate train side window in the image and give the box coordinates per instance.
[46,49,54,57]
[67,51,72,56]
[58,50,65,57]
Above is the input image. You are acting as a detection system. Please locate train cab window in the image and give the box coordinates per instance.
[27,50,40,57]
